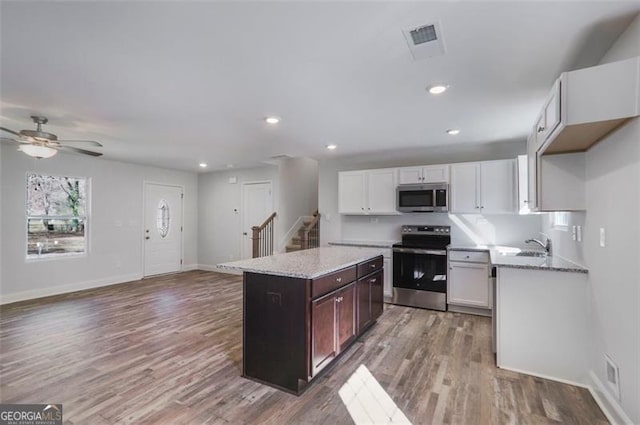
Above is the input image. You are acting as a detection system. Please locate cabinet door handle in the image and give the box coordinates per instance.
[336,277,342,283]
[145,236,150,240]
[370,278,377,283]
[537,126,545,133]
[370,264,376,268]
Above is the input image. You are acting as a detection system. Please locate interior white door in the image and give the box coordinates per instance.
[242,182,273,259]
[144,183,183,277]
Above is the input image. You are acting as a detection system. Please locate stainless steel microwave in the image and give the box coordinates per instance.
[396,183,448,212]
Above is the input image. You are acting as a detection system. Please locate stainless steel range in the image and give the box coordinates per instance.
[392,225,450,311]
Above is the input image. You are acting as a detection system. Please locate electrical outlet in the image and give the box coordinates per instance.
[576,225,582,242]
[572,225,577,241]
[600,228,606,247]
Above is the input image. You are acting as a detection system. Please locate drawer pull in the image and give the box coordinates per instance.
[370,264,376,268]
[336,277,342,283]
[465,255,470,259]
[370,278,377,283]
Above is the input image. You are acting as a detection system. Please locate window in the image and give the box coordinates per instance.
[26,173,88,258]
[551,211,570,231]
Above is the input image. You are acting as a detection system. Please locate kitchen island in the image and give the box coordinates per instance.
[218,246,384,394]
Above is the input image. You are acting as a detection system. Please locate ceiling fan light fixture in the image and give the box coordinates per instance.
[18,144,58,159]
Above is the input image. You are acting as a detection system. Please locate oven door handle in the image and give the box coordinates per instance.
[393,248,447,255]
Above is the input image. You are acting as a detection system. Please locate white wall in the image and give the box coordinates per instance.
[0,143,199,303]
[541,13,640,423]
[319,140,541,247]
[541,212,586,266]
[584,118,639,424]
[197,165,279,268]
[276,157,319,247]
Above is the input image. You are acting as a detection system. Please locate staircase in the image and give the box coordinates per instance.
[285,211,320,253]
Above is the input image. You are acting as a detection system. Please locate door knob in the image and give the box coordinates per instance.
[145,236,150,240]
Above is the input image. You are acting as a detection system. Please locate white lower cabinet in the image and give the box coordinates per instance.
[448,250,491,312]
[448,262,490,308]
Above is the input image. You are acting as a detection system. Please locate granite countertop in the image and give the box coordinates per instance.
[448,244,588,274]
[217,246,386,279]
[328,240,396,249]
[489,250,588,274]
[447,244,492,252]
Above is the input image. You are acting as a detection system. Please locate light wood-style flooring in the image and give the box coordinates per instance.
[0,271,608,424]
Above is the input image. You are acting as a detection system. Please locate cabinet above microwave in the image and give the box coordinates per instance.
[537,56,640,156]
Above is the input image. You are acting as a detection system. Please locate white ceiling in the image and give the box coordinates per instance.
[1,1,638,171]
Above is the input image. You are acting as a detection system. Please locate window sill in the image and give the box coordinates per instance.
[26,252,87,263]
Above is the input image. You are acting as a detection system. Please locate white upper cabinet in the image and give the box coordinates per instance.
[516,155,530,213]
[534,80,561,152]
[397,164,449,184]
[338,168,398,215]
[338,171,367,214]
[481,160,516,214]
[538,56,640,155]
[451,159,515,214]
[367,168,398,214]
[450,162,479,213]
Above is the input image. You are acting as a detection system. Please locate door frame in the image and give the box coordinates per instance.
[142,181,185,277]
[240,180,274,259]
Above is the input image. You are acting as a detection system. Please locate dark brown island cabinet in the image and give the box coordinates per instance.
[243,255,384,394]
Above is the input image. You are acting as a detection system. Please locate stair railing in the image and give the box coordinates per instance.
[300,212,320,250]
[252,212,277,258]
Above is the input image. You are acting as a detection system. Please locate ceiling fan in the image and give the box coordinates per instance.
[0,115,103,159]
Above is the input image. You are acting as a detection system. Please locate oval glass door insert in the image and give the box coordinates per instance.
[157,200,171,238]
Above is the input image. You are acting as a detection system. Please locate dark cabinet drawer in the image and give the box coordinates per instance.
[312,266,357,299]
[357,256,383,278]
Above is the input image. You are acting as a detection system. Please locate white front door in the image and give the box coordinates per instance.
[241,182,273,259]
[144,183,183,276]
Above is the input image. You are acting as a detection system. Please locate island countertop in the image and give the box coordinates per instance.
[217,246,385,279]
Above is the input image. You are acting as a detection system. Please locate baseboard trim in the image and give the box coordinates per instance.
[182,264,199,272]
[198,264,242,275]
[586,371,633,425]
[0,272,143,305]
[497,365,588,389]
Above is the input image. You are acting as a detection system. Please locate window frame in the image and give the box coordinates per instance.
[25,172,91,261]
[550,211,570,231]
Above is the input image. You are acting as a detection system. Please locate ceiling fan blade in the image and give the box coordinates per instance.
[0,136,28,144]
[56,145,103,157]
[57,140,103,147]
[0,127,22,137]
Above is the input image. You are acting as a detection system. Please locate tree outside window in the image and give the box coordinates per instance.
[26,173,88,258]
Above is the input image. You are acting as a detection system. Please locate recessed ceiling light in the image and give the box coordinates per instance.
[199,162,208,168]
[326,144,337,150]
[446,129,460,135]
[265,116,280,124]
[427,84,448,95]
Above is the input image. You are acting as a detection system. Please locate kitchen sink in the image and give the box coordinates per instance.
[515,251,547,257]
[498,250,547,257]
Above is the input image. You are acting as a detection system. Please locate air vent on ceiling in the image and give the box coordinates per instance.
[403,22,445,60]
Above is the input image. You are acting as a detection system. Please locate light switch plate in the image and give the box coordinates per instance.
[572,225,577,241]
[600,228,606,247]
[577,225,582,242]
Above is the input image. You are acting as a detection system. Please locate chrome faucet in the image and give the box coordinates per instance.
[525,234,552,256]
